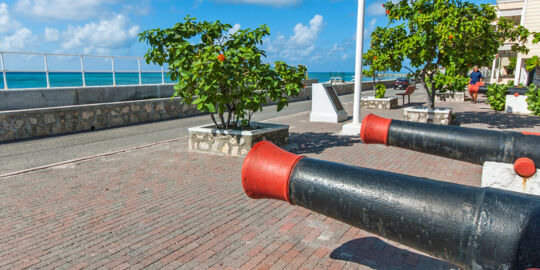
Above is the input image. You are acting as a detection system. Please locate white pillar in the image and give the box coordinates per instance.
[80,55,86,87]
[111,57,116,86]
[496,57,501,82]
[491,58,497,83]
[514,0,528,85]
[352,0,365,124]
[43,54,50,88]
[341,0,365,135]
[0,53,7,90]
[514,56,522,84]
[138,57,142,85]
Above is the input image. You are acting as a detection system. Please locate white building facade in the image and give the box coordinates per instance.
[492,0,540,85]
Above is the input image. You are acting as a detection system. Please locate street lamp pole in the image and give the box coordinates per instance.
[341,0,365,135]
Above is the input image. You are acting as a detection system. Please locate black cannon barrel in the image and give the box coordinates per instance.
[241,141,540,269]
[360,114,540,177]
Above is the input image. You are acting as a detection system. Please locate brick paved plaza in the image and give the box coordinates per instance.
[1,90,540,270]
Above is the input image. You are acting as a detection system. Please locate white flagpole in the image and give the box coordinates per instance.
[341,0,365,134]
[352,0,365,124]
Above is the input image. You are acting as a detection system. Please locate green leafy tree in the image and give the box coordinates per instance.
[526,84,540,115]
[363,50,395,90]
[369,0,531,109]
[526,56,540,72]
[139,16,306,129]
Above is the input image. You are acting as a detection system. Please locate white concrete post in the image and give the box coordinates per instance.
[111,57,116,86]
[514,0,528,85]
[138,58,142,85]
[161,66,165,84]
[80,55,86,87]
[496,57,501,82]
[0,53,7,90]
[340,0,365,135]
[43,54,50,88]
[514,56,522,84]
[491,58,497,83]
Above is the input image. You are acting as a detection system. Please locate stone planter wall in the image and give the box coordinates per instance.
[361,97,398,109]
[188,122,289,157]
[435,92,465,102]
[403,106,452,125]
[0,98,197,142]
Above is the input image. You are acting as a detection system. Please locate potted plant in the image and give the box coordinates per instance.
[139,16,306,156]
[361,83,398,109]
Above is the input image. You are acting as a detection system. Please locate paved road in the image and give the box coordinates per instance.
[0,94,358,174]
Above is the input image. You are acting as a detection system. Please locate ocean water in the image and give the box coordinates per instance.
[0,72,397,90]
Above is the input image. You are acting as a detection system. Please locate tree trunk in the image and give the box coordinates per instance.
[428,76,436,110]
[218,113,226,129]
[420,75,435,110]
[210,113,219,129]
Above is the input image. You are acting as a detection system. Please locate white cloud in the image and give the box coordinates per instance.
[44,27,59,42]
[328,44,344,54]
[364,18,378,36]
[59,14,139,54]
[0,3,21,33]
[264,15,324,61]
[217,0,301,7]
[14,0,113,20]
[367,1,386,16]
[0,27,35,51]
[290,14,324,46]
[228,23,241,36]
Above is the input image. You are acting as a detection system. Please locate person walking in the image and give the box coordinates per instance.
[468,66,483,103]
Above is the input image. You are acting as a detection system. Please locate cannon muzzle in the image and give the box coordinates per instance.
[242,141,540,269]
[360,114,540,177]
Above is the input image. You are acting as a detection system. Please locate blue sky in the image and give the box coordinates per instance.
[0,0,495,72]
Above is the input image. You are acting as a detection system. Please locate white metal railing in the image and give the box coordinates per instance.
[0,51,167,90]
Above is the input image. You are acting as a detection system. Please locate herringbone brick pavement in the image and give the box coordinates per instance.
[1,94,539,270]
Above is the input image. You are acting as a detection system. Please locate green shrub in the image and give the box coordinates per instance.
[486,84,508,111]
[375,84,386,98]
[526,84,540,116]
[507,80,515,87]
[139,16,306,129]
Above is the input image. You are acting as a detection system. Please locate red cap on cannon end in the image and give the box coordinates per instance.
[522,131,540,136]
[360,114,392,145]
[514,158,536,178]
[241,141,304,203]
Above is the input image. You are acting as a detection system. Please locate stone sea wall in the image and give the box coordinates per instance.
[0,79,402,142]
[0,98,197,142]
[0,84,177,111]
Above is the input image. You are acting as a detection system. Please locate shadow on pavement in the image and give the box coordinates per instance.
[288,132,362,155]
[456,110,540,129]
[330,237,456,269]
